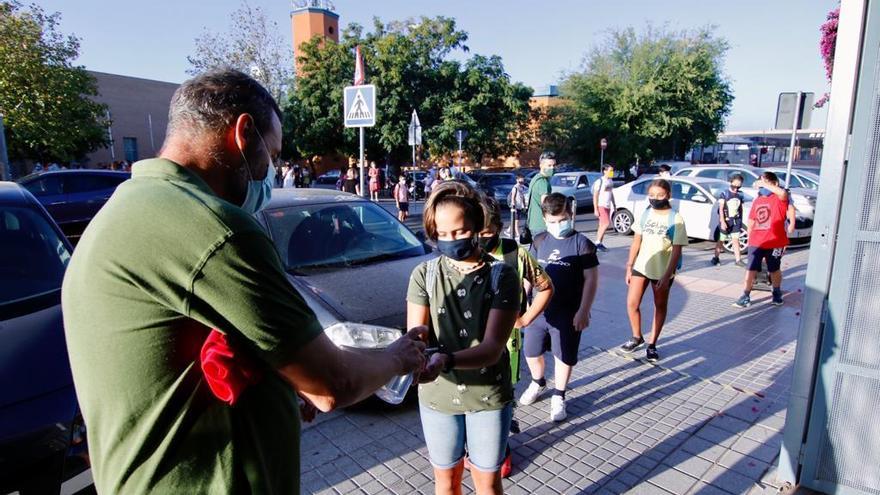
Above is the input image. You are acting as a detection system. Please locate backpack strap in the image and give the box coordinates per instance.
[489,261,505,294]
[423,257,442,301]
[666,209,677,240]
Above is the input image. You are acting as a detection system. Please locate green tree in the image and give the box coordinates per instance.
[285,16,533,166]
[187,1,293,103]
[559,26,733,167]
[0,1,109,164]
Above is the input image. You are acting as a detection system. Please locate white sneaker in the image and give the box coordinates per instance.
[550,395,567,422]
[519,381,545,406]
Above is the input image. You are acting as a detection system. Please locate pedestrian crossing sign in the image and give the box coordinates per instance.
[344,84,376,127]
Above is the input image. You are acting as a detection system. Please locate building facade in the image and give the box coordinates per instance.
[86,71,178,167]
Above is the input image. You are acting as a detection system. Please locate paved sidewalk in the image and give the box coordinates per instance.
[299,232,808,494]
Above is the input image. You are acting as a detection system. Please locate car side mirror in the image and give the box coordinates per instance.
[577,183,587,189]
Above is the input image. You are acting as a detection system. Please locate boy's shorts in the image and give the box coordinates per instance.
[717,217,743,241]
[748,247,784,273]
[523,314,582,366]
[398,202,409,213]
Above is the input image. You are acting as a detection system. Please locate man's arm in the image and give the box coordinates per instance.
[786,203,796,235]
[278,329,426,412]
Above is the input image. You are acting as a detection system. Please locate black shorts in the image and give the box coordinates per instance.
[523,314,582,366]
[398,202,409,213]
[630,269,675,287]
[748,247,783,273]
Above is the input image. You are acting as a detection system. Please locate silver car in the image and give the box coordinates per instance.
[255,189,434,363]
[549,171,602,210]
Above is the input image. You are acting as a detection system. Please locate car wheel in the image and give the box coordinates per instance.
[612,209,634,235]
[723,228,748,253]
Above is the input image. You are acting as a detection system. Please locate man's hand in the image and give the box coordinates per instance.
[384,327,428,375]
[516,316,533,329]
[787,223,796,235]
[720,219,727,231]
[573,309,591,332]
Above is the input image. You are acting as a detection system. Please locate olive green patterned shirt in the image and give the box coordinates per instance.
[407,254,521,414]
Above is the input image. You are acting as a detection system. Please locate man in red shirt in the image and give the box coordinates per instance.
[733,171,794,308]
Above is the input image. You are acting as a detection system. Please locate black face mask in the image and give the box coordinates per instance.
[478,235,500,252]
[437,237,478,261]
[649,198,671,209]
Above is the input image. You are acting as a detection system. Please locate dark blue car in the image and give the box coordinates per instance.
[17,170,130,243]
[0,182,88,493]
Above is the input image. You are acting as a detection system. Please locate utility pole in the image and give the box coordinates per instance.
[0,114,10,180]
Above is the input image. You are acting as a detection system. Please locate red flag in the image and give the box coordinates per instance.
[354,45,365,85]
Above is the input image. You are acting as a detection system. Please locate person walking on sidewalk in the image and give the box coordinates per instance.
[507,173,528,238]
[619,179,687,363]
[520,193,599,422]
[342,168,360,196]
[526,151,556,237]
[407,181,521,495]
[592,164,617,252]
[711,173,746,267]
[478,195,554,476]
[394,174,410,222]
[368,161,380,201]
[733,171,794,308]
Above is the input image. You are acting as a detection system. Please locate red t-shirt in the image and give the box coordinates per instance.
[748,193,789,249]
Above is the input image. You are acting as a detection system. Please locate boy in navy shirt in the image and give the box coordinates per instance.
[519,193,599,422]
[712,173,746,266]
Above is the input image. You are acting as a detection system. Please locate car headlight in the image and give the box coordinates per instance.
[324,322,401,349]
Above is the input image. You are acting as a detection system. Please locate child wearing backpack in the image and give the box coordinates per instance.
[407,181,521,495]
[619,179,687,363]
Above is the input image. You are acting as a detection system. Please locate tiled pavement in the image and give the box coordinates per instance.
[300,228,809,494]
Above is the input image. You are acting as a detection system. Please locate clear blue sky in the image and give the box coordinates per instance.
[37,0,835,131]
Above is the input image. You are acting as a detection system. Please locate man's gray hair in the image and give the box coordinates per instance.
[166,68,282,139]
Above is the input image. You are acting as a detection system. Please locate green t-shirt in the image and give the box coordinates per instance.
[633,208,688,280]
[527,174,551,234]
[407,254,520,414]
[61,158,324,494]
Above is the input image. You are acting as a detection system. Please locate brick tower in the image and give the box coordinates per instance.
[291,0,339,75]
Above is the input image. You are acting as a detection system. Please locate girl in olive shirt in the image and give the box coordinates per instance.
[407,181,520,495]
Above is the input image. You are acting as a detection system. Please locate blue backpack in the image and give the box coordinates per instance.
[640,208,683,270]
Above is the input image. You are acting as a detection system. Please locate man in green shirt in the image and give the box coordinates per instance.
[62,70,426,494]
[527,152,556,235]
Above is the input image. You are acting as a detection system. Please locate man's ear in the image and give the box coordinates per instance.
[232,114,254,153]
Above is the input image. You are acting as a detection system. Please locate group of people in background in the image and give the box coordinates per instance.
[279,162,314,188]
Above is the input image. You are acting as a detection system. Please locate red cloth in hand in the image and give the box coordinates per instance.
[200,329,262,405]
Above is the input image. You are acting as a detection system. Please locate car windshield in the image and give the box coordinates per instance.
[264,201,425,271]
[550,175,578,187]
[482,175,515,186]
[0,206,71,304]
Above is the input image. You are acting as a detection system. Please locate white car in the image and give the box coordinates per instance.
[611,176,752,252]
[549,171,603,209]
[674,165,815,241]
[763,167,821,191]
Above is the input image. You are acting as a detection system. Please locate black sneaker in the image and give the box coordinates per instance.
[710,256,720,266]
[619,337,644,353]
[596,243,608,252]
[510,419,520,434]
[646,345,659,362]
[771,290,784,306]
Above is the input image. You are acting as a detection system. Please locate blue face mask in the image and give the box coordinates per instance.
[758,187,772,197]
[437,237,478,261]
[239,128,275,215]
[547,219,574,239]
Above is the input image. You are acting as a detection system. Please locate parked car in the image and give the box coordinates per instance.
[0,182,88,494]
[549,171,602,210]
[611,176,753,253]
[17,169,130,243]
[254,189,434,392]
[478,172,518,207]
[674,164,815,242]
[314,170,342,190]
[763,167,821,191]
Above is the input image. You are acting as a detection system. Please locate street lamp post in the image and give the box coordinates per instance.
[600,138,608,168]
[0,114,10,180]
